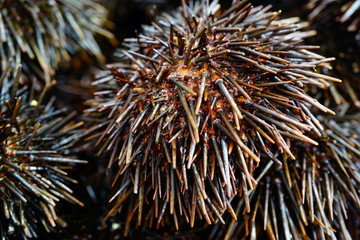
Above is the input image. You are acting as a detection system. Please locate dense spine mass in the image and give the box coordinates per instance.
[0,62,86,239]
[84,0,341,234]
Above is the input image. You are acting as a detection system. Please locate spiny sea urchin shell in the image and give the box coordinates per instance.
[0,0,113,84]
[84,0,341,233]
[209,115,360,239]
[0,62,86,239]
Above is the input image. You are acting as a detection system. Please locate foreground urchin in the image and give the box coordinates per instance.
[85,0,340,232]
[0,0,112,83]
[0,64,86,239]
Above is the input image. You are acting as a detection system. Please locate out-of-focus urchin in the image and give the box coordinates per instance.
[0,0,113,84]
[0,62,87,239]
[305,0,360,110]
[307,0,360,32]
[84,0,340,234]
[209,116,360,239]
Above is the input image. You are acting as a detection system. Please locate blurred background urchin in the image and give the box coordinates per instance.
[0,62,87,239]
[0,0,113,87]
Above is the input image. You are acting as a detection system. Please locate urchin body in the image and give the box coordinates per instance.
[86,0,340,233]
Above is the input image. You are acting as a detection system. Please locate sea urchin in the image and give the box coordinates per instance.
[0,62,86,239]
[84,0,341,234]
[0,0,113,84]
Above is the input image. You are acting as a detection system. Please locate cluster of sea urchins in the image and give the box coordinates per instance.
[0,0,112,84]
[0,62,86,239]
[84,0,344,235]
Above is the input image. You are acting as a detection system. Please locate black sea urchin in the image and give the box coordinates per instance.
[84,0,341,234]
[209,115,360,239]
[0,0,113,84]
[0,62,86,239]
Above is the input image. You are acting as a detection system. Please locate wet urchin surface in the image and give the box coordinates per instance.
[81,0,346,238]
